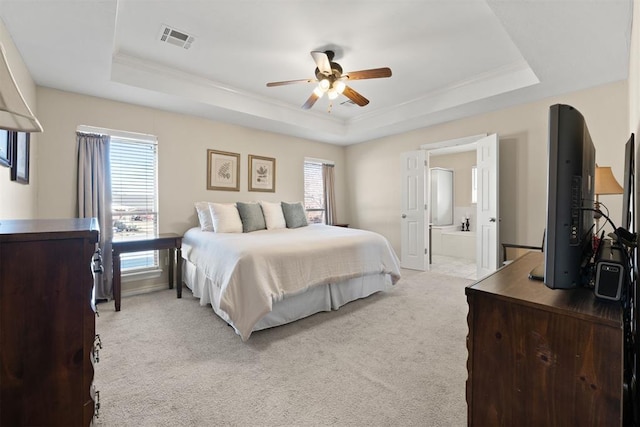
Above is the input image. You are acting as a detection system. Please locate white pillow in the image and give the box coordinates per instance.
[195,201,214,231]
[209,203,243,233]
[259,201,286,230]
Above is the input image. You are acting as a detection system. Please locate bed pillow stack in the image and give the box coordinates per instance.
[195,201,215,231]
[236,202,267,233]
[194,200,309,233]
[281,201,308,229]
[209,203,243,233]
[259,201,287,230]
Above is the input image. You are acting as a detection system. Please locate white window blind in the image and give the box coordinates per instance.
[111,137,159,271]
[304,160,326,224]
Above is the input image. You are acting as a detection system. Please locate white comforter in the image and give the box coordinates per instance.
[182,224,401,340]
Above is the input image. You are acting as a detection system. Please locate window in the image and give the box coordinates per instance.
[304,161,324,223]
[471,166,478,204]
[304,159,334,224]
[110,136,159,271]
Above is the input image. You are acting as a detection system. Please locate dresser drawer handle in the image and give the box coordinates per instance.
[94,390,100,419]
[93,334,103,363]
[92,249,103,274]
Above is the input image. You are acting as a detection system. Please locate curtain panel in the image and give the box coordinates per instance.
[77,132,113,300]
[322,163,336,225]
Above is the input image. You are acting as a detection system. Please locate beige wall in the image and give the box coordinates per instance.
[346,81,629,255]
[0,19,38,219]
[35,88,348,233]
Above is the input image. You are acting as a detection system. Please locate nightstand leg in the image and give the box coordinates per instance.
[168,248,174,290]
[113,253,121,312]
[176,247,182,299]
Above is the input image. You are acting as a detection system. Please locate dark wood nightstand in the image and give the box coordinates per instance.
[112,233,182,311]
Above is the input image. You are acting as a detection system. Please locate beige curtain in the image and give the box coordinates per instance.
[77,132,113,300]
[322,163,336,225]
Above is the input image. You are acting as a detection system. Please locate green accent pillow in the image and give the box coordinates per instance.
[236,202,266,233]
[281,201,308,229]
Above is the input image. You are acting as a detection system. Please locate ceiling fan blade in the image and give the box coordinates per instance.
[266,78,315,87]
[342,86,369,107]
[302,91,321,110]
[344,67,392,80]
[310,51,331,76]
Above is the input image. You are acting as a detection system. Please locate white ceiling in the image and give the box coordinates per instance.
[0,0,633,145]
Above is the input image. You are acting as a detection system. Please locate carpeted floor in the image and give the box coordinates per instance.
[94,270,472,426]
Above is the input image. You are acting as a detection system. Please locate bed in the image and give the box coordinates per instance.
[181,224,401,340]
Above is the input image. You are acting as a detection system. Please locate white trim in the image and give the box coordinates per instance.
[77,125,158,144]
[304,157,335,165]
[121,268,162,283]
[121,283,170,298]
[420,134,486,154]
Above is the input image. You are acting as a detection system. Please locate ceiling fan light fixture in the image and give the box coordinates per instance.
[318,78,330,91]
[266,50,391,111]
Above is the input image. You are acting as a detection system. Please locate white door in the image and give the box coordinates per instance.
[400,150,427,270]
[476,134,500,277]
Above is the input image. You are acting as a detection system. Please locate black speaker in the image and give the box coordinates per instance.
[594,240,626,301]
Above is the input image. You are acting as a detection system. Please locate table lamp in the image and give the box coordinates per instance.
[594,166,623,231]
[0,43,43,132]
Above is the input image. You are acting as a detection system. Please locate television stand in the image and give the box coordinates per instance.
[466,251,624,425]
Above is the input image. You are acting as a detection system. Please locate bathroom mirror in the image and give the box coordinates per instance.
[430,168,453,226]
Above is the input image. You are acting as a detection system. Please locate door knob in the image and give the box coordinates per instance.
[489,217,496,222]
[402,214,407,218]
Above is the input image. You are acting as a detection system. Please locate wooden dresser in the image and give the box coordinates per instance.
[466,251,623,426]
[0,218,100,426]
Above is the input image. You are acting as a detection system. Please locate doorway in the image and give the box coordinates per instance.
[400,134,499,278]
[429,150,477,280]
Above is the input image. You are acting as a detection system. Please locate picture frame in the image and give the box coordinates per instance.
[0,130,12,168]
[248,154,276,192]
[207,149,240,191]
[11,132,29,184]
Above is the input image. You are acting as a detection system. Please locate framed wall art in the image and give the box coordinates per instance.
[207,149,240,191]
[11,132,29,184]
[248,154,276,192]
[0,130,12,168]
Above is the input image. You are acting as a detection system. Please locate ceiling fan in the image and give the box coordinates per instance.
[266,50,392,110]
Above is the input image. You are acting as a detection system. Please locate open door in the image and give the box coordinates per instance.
[476,134,500,277]
[400,150,427,270]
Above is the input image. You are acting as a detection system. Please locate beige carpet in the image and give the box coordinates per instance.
[94,270,472,426]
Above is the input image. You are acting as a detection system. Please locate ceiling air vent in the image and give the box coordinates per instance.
[159,25,195,49]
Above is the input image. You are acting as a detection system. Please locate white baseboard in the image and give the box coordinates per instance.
[121,283,170,298]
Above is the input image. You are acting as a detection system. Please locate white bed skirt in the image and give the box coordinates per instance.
[182,258,393,334]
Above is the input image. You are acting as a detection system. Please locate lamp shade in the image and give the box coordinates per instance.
[595,166,623,195]
[0,43,42,133]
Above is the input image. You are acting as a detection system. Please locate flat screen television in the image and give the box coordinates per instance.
[632,131,640,425]
[544,104,596,289]
[622,134,635,232]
